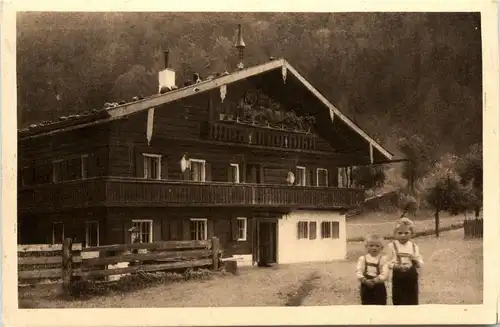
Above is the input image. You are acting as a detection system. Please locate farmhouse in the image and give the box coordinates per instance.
[17,27,394,266]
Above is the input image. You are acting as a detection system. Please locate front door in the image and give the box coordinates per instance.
[255,220,278,266]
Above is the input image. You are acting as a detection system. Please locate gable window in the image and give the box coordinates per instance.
[297,221,309,239]
[132,220,153,243]
[296,166,306,186]
[338,167,353,188]
[190,159,206,182]
[237,217,247,241]
[85,221,99,248]
[321,221,340,239]
[229,163,240,183]
[316,168,328,187]
[309,221,317,240]
[52,222,64,244]
[143,154,161,180]
[190,218,207,241]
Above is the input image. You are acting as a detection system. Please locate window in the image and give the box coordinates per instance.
[338,167,353,188]
[229,163,240,183]
[52,222,64,244]
[190,159,206,182]
[143,154,162,180]
[297,221,309,239]
[321,221,340,239]
[85,221,99,247]
[309,221,317,240]
[81,155,89,179]
[132,220,153,243]
[296,166,306,186]
[237,217,247,241]
[190,218,207,241]
[52,159,64,183]
[316,168,328,187]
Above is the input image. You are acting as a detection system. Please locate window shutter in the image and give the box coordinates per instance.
[231,217,239,241]
[207,219,214,239]
[305,168,311,186]
[182,219,191,240]
[227,165,233,182]
[88,153,98,178]
[161,220,170,241]
[205,162,212,182]
[297,222,301,239]
[182,168,191,181]
[123,220,133,244]
[135,150,144,178]
[161,157,169,180]
[311,168,317,187]
[259,165,265,184]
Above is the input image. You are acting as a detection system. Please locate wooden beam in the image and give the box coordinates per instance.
[82,249,212,267]
[18,255,82,265]
[17,243,83,253]
[369,143,374,164]
[81,240,211,253]
[18,268,63,279]
[74,259,212,278]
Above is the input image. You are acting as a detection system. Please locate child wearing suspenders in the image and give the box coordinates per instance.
[356,234,389,305]
[387,218,423,305]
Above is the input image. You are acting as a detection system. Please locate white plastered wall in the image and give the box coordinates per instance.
[277,210,347,264]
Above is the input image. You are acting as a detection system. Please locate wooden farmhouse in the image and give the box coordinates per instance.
[18,31,394,266]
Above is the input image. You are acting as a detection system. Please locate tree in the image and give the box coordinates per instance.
[351,165,386,190]
[457,142,482,218]
[425,175,468,237]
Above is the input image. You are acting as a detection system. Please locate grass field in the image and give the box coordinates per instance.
[19,228,482,308]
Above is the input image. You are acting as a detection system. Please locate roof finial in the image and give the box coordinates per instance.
[234,24,246,70]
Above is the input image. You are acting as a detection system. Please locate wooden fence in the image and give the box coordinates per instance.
[18,237,221,292]
[463,218,483,239]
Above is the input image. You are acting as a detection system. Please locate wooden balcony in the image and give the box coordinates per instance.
[204,121,316,151]
[18,177,365,213]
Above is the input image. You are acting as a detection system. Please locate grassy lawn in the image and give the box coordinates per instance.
[20,229,482,308]
[346,211,464,240]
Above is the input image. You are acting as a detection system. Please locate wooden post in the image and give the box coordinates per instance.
[211,237,220,271]
[62,238,73,294]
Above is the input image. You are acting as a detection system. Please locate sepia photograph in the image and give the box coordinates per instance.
[2,0,499,326]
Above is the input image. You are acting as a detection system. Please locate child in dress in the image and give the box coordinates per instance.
[387,218,424,305]
[356,234,389,305]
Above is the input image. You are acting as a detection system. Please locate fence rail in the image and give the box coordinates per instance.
[18,237,221,293]
[463,218,483,239]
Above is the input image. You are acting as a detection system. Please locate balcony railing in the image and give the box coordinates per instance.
[18,177,365,212]
[205,122,316,151]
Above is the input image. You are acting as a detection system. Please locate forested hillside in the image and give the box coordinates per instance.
[17,12,482,160]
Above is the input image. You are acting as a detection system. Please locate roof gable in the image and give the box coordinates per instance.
[19,58,394,162]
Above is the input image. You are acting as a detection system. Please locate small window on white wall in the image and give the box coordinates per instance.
[296,166,306,186]
[297,221,309,239]
[237,217,247,241]
[321,221,340,239]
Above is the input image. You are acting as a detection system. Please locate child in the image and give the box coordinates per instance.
[387,218,424,305]
[356,234,389,305]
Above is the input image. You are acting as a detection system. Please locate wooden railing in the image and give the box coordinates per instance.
[205,122,316,151]
[18,177,365,212]
[18,238,221,294]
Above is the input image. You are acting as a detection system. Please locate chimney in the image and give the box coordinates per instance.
[158,49,176,93]
[234,24,246,70]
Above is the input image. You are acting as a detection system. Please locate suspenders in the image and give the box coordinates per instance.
[363,255,381,278]
[392,241,416,264]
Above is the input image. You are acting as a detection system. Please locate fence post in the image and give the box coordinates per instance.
[211,237,220,271]
[62,238,74,295]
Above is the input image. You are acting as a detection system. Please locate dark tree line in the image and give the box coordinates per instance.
[17,12,482,167]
